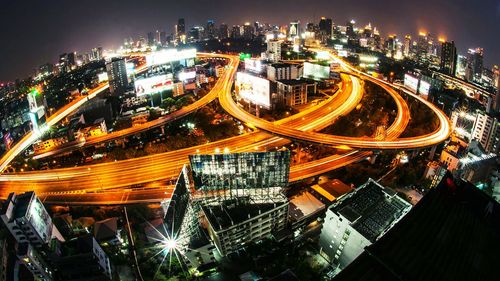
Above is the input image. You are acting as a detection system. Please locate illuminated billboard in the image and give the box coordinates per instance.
[418,80,431,95]
[178,71,196,81]
[146,48,197,66]
[135,75,173,96]
[244,58,264,73]
[303,62,330,80]
[97,72,109,83]
[236,72,271,108]
[126,62,135,77]
[404,74,419,92]
[28,196,53,243]
[189,151,291,191]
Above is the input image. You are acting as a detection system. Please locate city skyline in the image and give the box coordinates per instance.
[0,0,499,81]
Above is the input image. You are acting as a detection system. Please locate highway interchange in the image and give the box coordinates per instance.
[0,50,452,204]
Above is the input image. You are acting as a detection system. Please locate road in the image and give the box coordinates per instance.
[0,65,368,202]
[0,49,452,204]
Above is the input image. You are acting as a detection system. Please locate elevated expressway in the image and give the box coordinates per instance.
[0,50,451,204]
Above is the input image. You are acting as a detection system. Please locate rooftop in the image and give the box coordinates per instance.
[289,191,325,222]
[333,173,500,281]
[332,179,411,242]
[202,198,287,231]
[311,179,354,202]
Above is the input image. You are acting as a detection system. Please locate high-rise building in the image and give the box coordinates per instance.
[206,20,216,39]
[440,41,458,76]
[266,39,282,62]
[289,21,300,38]
[318,17,333,42]
[277,79,316,106]
[231,25,241,38]
[416,32,429,64]
[1,192,59,247]
[267,62,301,81]
[242,22,255,40]
[105,58,129,96]
[176,18,185,37]
[403,35,412,57]
[147,31,155,46]
[190,151,291,256]
[91,47,103,61]
[471,111,499,154]
[319,179,411,269]
[467,47,484,83]
[219,23,229,39]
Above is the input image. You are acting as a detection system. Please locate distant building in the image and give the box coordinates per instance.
[471,111,499,154]
[106,58,129,96]
[319,179,411,269]
[266,39,282,62]
[267,63,301,82]
[276,79,316,106]
[467,47,484,83]
[440,41,457,76]
[219,23,229,39]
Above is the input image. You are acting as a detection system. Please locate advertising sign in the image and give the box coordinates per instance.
[303,62,330,80]
[244,58,264,73]
[236,72,271,108]
[146,48,196,66]
[404,74,419,92]
[178,71,196,81]
[135,75,173,96]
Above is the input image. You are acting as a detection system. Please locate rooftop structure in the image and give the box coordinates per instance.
[319,179,411,269]
[333,172,500,281]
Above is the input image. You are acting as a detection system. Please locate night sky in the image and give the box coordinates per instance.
[1,0,499,81]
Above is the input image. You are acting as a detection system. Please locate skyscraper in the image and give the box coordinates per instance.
[176,18,185,36]
[403,35,412,57]
[440,41,458,76]
[318,17,333,41]
[289,21,300,38]
[106,58,129,96]
[416,32,429,64]
[219,23,229,39]
[206,20,216,39]
[467,48,484,83]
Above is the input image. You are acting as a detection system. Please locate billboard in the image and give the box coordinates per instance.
[189,151,291,191]
[236,72,271,108]
[404,74,419,92]
[244,58,264,73]
[418,80,431,95]
[146,48,197,67]
[178,71,196,81]
[97,72,108,83]
[135,75,173,96]
[28,196,53,243]
[303,62,330,80]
